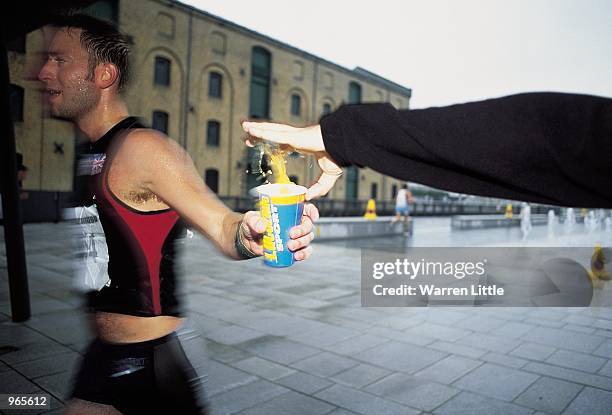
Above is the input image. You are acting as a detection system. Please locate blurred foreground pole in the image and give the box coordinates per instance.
[1,35,31,322]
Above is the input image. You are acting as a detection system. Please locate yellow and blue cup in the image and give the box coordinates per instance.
[257,183,306,267]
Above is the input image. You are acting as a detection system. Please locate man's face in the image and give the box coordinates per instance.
[38,28,99,120]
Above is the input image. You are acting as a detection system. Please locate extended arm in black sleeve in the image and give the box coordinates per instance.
[320,92,612,207]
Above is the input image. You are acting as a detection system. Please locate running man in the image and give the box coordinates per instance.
[38,14,317,414]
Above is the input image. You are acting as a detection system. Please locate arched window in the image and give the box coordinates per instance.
[322,103,332,116]
[154,56,171,86]
[249,47,271,119]
[290,94,301,116]
[9,84,24,122]
[208,72,222,98]
[152,111,168,134]
[348,81,361,104]
[205,169,219,193]
[370,183,378,199]
[391,184,398,199]
[206,120,220,146]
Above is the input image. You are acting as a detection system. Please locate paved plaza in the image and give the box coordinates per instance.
[1,218,612,414]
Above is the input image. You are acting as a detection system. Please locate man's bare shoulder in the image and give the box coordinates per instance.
[115,128,193,184]
[120,128,183,155]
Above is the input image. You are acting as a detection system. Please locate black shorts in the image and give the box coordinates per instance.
[71,321,209,414]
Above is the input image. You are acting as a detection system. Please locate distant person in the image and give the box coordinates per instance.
[520,202,532,240]
[393,183,413,224]
[242,93,612,208]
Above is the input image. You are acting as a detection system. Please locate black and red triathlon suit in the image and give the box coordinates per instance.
[70,117,209,414]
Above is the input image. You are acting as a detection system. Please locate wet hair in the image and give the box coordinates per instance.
[50,14,131,91]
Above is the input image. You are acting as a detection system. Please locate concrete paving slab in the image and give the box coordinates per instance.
[315,384,419,415]
[434,391,532,415]
[275,371,333,395]
[546,349,607,373]
[330,363,391,389]
[563,386,612,415]
[514,376,582,414]
[238,391,335,415]
[510,342,557,361]
[291,352,358,378]
[231,357,296,381]
[452,363,539,401]
[354,341,447,374]
[414,355,482,384]
[365,372,459,411]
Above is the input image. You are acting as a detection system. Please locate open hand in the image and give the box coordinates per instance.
[242,122,343,200]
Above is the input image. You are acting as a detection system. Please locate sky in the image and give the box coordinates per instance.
[182,0,612,109]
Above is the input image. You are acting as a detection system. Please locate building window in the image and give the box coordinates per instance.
[206,120,220,147]
[391,184,398,199]
[156,12,175,37]
[370,183,378,199]
[249,46,271,119]
[83,0,118,23]
[152,111,168,134]
[289,175,299,185]
[7,35,26,53]
[9,84,24,122]
[323,72,333,90]
[293,61,304,80]
[348,81,362,104]
[208,72,222,98]
[290,94,301,116]
[205,169,219,193]
[211,32,227,54]
[322,103,332,116]
[154,56,171,86]
[346,167,359,200]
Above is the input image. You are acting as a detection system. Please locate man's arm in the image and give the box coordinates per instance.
[243,92,612,207]
[321,92,612,207]
[120,129,315,259]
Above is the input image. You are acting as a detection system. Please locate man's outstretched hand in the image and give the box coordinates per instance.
[241,203,319,261]
[241,122,343,200]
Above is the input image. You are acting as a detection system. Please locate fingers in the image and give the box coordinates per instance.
[289,203,318,238]
[306,171,342,200]
[242,121,295,132]
[294,245,313,261]
[303,203,320,222]
[242,211,266,235]
[287,232,314,251]
[289,217,313,239]
[242,122,296,146]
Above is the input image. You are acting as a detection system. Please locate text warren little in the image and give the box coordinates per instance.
[373,284,505,296]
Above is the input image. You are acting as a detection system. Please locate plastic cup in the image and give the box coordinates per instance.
[257,183,306,267]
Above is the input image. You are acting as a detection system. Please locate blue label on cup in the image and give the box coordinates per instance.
[260,193,305,267]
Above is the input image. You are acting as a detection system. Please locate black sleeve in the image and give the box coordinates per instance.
[320,92,612,208]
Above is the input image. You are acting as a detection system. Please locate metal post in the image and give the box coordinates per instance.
[1,37,30,322]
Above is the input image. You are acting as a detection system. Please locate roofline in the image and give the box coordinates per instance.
[161,0,412,97]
